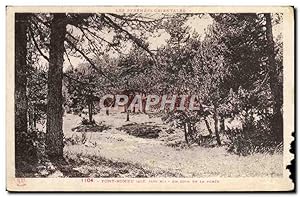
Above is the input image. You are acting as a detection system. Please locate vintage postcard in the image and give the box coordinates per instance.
[6,6,294,191]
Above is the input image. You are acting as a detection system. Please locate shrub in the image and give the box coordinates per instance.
[225,115,283,156]
[117,123,161,139]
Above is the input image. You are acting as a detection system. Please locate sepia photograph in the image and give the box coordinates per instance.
[6,6,294,191]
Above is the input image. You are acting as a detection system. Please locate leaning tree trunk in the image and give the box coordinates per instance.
[15,13,36,167]
[204,117,213,136]
[46,14,67,159]
[265,13,283,142]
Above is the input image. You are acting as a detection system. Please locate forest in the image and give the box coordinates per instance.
[15,12,284,177]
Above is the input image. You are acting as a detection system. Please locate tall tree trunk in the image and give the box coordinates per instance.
[15,13,36,167]
[125,101,130,121]
[220,116,225,133]
[213,104,221,145]
[187,122,195,141]
[265,13,283,142]
[33,104,37,129]
[88,102,93,123]
[126,109,130,121]
[142,94,146,113]
[46,14,67,159]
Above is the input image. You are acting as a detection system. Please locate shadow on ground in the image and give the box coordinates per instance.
[62,153,182,178]
[117,123,162,139]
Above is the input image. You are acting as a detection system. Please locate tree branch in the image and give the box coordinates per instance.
[65,32,116,88]
[79,26,124,54]
[28,27,49,61]
[64,49,74,70]
[103,14,155,59]
[32,14,51,28]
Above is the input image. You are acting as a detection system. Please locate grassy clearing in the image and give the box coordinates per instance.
[60,112,283,178]
[64,141,282,178]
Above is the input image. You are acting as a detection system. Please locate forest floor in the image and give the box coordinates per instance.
[33,112,283,178]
